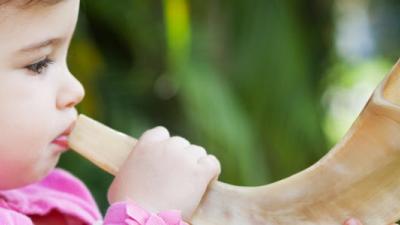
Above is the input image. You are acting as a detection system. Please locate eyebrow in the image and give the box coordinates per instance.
[18,37,62,53]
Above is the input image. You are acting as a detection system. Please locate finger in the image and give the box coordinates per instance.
[164,136,191,149]
[198,154,221,179]
[343,218,362,225]
[139,126,170,144]
[186,144,207,159]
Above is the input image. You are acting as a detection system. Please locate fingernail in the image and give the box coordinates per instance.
[345,218,360,225]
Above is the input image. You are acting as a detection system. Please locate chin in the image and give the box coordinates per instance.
[0,152,61,190]
[27,156,60,186]
[0,173,41,190]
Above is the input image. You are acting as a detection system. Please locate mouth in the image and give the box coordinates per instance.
[51,121,76,151]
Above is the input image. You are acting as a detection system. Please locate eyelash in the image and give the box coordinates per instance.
[25,57,54,75]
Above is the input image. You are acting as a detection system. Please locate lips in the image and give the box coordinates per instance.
[52,135,69,149]
[51,120,76,151]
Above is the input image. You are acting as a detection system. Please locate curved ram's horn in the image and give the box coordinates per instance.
[69,59,400,225]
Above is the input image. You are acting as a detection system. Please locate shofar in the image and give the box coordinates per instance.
[69,59,400,225]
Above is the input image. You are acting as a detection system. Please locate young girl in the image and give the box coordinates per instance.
[0,0,394,225]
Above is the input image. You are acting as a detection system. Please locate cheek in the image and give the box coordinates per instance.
[0,93,56,187]
[0,81,56,161]
[0,105,51,160]
[0,72,55,135]
[0,77,55,183]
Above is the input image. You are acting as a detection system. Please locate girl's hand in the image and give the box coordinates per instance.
[107,126,221,221]
[344,218,399,225]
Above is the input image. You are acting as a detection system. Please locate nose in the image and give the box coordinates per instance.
[56,70,85,110]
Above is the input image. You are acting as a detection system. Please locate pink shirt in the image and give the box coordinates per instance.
[0,168,187,225]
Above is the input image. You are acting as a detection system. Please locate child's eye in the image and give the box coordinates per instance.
[25,57,54,75]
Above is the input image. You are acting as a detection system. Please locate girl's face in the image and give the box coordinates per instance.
[0,0,84,189]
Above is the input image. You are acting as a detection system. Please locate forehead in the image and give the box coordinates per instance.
[0,0,79,55]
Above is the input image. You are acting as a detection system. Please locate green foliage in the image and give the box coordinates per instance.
[58,0,399,214]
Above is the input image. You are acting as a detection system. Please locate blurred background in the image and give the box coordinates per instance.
[59,0,400,213]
